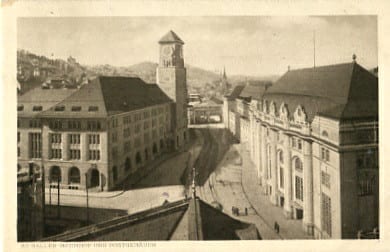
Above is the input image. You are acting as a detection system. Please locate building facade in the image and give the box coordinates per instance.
[223,61,378,239]
[17,31,188,191]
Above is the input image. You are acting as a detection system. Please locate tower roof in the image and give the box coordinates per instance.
[159,30,184,44]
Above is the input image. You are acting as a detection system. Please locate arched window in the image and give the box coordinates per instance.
[50,166,61,182]
[322,130,329,138]
[136,152,142,164]
[145,148,149,161]
[153,143,158,154]
[125,157,131,171]
[279,151,284,164]
[69,167,80,184]
[294,158,303,172]
[160,139,164,149]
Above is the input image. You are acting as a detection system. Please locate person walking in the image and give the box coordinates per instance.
[245,207,248,216]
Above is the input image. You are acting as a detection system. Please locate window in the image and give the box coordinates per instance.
[33,106,43,111]
[291,138,297,148]
[134,113,142,122]
[50,149,62,159]
[295,176,303,201]
[49,120,62,130]
[69,134,81,144]
[68,121,81,130]
[123,128,131,138]
[143,111,150,119]
[135,123,141,134]
[358,171,375,196]
[111,118,118,128]
[136,152,142,164]
[29,133,42,158]
[88,134,100,144]
[54,105,65,111]
[279,151,284,164]
[17,147,20,157]
[17,132,20,142]
[295,158,303,172]
[297,139,302,150]
[87,121,101,130]
[88,150,100,160]
[134,137,141,147]
[69,167,80,184]
[144,121,149,130]
[17,105,24,111]
[321,147,330,162]
[50,133,62,144]
[125,157,131,171]
[144,133,150,144]
[50,166,61,182]
[321,193,332,236]
[69,149,81,160]
[112,132,118,143]
[321,171,331,188]
[29,119,41,128]
[279,167,284,189]
[322,130,329,138]
[71,106,82,111]
[88,106,98,112]
[112,147,118,160]
[152,118,157,127]
[124,141,131,152]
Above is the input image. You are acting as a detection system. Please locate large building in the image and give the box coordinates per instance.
[223,60,378,239]
[17,31,188,191]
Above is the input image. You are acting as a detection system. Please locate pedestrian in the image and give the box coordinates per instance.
[245,207,248,216]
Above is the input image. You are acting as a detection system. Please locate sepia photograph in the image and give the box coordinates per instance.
[15,15,379,243]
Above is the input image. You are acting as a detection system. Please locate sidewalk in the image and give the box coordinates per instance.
[239,142,313,240]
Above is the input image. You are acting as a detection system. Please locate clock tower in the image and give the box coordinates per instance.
[156,30,188,149]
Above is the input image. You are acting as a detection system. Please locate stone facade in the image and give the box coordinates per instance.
[223,62,379,239]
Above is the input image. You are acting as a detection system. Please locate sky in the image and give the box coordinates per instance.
[17,16,377,76]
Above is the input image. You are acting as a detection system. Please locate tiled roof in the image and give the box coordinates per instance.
[17,87,78,118]
[39,76,173,118]
[239,81,271,101]
[263,62,378,122]
[159,30,184,44]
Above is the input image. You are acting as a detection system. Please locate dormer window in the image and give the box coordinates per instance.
[71,106,82,111]
[33,106,43,111]
[322,130,329,138]
[88,106,98,112]
[54,105,65,111]
[17,105,24,111]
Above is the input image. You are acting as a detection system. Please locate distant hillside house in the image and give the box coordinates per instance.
[223,60,378,239]
[17,31,189,191]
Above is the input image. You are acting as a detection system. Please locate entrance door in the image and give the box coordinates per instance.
[90,169,99,187]
[296,208,304,219]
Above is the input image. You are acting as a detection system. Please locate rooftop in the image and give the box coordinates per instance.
[159,30,185,45]
[20,76,173,119]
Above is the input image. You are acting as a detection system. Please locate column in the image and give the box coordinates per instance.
[270,129,278,205]
[303,140,314,235]
[260,125,267,190]
[81,133,88,161]
[283,133,293,218]
[62,133,69,160]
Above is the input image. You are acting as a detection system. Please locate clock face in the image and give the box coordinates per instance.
[163,46,172,56]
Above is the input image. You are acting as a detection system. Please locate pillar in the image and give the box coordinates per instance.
[270,129,278,205]
[260,125,267,190]
[81,133,88,161]
[283,133,293,218]
[62,133,69,160]
[303,140,314,235]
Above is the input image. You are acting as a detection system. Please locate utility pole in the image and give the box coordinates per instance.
[85,173,89,224]
[57,176,60,219]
